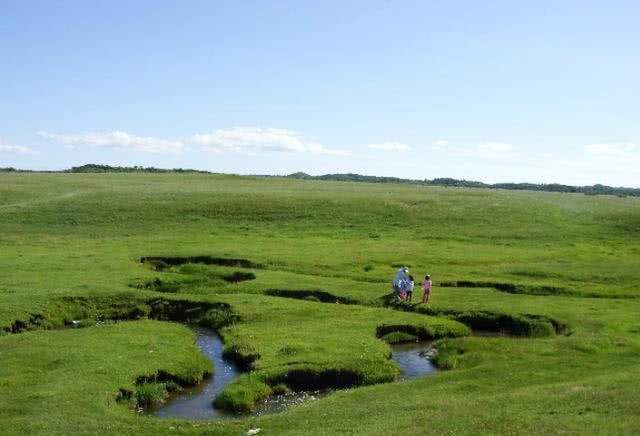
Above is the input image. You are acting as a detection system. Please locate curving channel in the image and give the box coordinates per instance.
[150,326,239,420]
[152,327,438,420]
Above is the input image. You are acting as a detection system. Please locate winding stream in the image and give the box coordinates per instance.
[152,327,438,420]
[151,326,239,420]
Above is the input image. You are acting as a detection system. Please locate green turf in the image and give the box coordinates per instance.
[1,172,639,435]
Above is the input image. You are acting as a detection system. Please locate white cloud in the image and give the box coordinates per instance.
[193,127,346,156]
[433,139,449,146]
[476,142,513,153]
[367,142,412,151]
[39,131,184,153]
[584,143,636,156]
[193,128,304,153]
[0,142,32,153]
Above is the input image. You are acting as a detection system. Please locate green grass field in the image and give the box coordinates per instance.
[1,172,639,435]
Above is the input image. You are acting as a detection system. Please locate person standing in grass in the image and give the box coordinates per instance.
[421,274,432,304]
[406,275,415,302]
[392,266,409,302]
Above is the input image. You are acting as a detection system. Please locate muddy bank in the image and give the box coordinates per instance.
[130,271,256,294]
[439,280,579,297]
[382,296,569,337]
[264,289,357,304]
[440,280,637,299]
[140,256,261,271]
[1,294,239,336]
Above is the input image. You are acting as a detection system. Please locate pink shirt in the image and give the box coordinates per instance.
[422,280,432,292]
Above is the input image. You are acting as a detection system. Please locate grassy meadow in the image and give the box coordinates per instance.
[1,172,639,435]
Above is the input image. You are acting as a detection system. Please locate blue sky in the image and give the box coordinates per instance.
[1,0,639,186]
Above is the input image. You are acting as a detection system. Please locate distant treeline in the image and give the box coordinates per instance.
[64,164,212,174]
[0,164,211,174]
[1,165,638,197]
[285,172,640,198]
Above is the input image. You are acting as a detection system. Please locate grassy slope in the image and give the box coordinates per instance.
[1,172,639,435]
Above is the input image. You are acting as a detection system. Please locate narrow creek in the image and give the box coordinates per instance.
[151,327,438,420]
[151,326,238,420]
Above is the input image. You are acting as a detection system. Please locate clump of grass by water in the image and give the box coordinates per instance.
[213,375,273,413]
[430,339,468,370]
[134,383,168,408]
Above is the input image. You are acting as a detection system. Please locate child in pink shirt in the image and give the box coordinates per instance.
[422,274,432,304]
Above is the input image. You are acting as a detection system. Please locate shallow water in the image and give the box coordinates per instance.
[254,389,331,416]
[390,341,438,380]
[152,329,438,420]
[151,326,239,420]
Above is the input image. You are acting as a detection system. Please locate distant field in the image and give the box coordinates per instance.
[1,172,639,435]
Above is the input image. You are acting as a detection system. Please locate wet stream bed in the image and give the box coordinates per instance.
[389,341,438,380]
[150,327,239,420]
[151,327,438,420]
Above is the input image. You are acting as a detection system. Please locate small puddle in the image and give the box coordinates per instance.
[152,329,438,420]
[390,341,438,380]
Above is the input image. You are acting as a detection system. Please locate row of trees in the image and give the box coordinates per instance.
[287,173,640,198]
[64,164,211,174]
